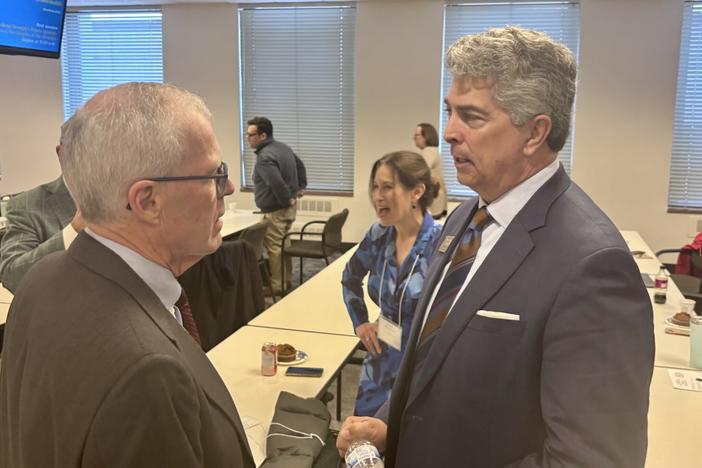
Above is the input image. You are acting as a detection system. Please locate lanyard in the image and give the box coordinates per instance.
[379,253,420,327]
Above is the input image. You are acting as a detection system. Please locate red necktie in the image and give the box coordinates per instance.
[176,290,202,346]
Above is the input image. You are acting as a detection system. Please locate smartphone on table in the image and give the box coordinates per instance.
[285,366,323,377]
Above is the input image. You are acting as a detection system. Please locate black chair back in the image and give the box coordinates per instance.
[239,221,269,261]
[322,208,349,255]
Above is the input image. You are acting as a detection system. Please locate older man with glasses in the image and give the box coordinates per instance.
[0,82,254,468]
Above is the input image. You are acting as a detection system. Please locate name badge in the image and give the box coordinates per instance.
[438,235,455,253]
[378,315,402,351]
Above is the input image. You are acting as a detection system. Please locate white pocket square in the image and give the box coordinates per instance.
[476,310,520,321]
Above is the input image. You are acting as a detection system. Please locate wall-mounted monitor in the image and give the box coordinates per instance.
[0,0,68,59]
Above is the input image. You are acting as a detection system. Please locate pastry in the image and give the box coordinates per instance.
[671,312,691,327]
[277,343,297,362]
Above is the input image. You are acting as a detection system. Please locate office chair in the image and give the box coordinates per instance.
[656,248,702,313]
[280,208,349,294]
[239,220,276,303]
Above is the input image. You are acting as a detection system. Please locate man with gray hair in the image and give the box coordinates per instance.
[0,82,254,467]
[337,26,653,467]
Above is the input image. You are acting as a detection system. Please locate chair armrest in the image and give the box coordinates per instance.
[301,220,327,234]
[282,231,323,244]
[655,248,682,257]
[682,291,702,302]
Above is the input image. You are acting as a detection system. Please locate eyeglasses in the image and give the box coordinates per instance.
[246,132,259,137]
[147,161,229,198]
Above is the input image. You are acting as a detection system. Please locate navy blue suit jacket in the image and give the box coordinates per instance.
[383,167,654,468]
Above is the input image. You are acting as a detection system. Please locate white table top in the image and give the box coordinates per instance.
[620,230,698,370]
[646,367,702,468]
[248,247,379,337]
[221,210,262,238]
[207,326,359,462]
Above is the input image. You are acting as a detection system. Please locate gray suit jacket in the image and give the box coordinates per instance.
[0,232,255,468]
[0,176,76,293]
[383,167,655,468]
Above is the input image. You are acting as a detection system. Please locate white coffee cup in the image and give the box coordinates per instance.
[680,298,696,315]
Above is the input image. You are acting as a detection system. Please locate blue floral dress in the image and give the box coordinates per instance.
[341,212,442,416]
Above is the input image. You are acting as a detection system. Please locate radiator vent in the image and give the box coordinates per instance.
[298,197,338,215]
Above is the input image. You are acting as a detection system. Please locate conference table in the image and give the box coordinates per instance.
[221,209,261,239]
[207,326,359,465]
[620,231,701,467]
[208,326,358,426]
[621,230,698,371]
[248,246,379,337]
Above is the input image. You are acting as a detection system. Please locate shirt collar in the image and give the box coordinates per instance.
[254,137,274,154]
[84,228,182,312]
[480,158,560,228]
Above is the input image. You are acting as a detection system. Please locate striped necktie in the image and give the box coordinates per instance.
[418,206,492,347]
[176,290,202,346]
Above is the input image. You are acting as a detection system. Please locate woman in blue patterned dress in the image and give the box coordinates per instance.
[342,151,443,416]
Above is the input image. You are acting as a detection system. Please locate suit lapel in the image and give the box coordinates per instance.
[406,221,534,406]
[403,201,478,355]
[68,233,252,457]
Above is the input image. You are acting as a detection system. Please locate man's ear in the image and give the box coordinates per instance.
[127,180,160,224]
[523,115,552,157]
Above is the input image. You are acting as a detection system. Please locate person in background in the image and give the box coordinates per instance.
[0,144,84,293]
[0,82,254,467]
[247,116,307,294]
[337,26,653,467]
[413,123,448,219]
[341,151,442,417]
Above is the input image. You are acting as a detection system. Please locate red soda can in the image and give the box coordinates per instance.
[261,342,277,376]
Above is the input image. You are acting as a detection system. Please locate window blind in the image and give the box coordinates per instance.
[239,6,356,193]
[669,1,702,211]
[61,9,163,120]
[441,1,580,198]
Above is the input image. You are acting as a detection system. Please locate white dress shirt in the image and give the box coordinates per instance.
[421,159,561,330]
[84,228,183,324]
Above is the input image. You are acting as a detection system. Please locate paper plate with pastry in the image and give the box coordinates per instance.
[666,311,691,328]
[276,343,309,365]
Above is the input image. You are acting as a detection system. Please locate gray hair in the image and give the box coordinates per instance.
[60,82,212,222]
[446,26,576,152]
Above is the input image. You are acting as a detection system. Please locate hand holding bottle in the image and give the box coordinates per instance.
[336,416,387,459]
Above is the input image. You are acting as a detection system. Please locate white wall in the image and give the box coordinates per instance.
[0,54,63,192]
[0,0,698,253]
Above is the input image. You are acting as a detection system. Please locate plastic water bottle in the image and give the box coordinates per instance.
[345,440,384,467]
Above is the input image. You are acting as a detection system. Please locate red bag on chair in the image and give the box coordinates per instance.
[676,232,702,277]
